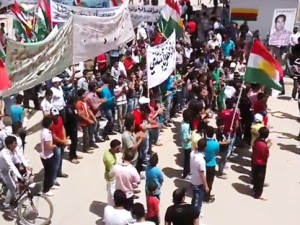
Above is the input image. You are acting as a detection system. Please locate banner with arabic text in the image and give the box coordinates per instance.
[4,19,73,97]
[51,2,162,27]
[147,31,176,89]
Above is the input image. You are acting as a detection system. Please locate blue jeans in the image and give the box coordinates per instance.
[103,108,115,136]
[138,133,150,166]
[163,97,173,122]
[191,184,205,214]
[150,128,159,144]
[127,98,138,114]
[53,147,61,180]
[227,134,236,158]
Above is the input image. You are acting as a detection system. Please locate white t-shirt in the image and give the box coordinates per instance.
[190,151,206,186]
[114,85,127,106]
[216,33,222,46]
[207,39,220,49]
[131,222,156,225]
[291,32,300,45]
[118,61,127,77]
[184,47,193,59]
[40,98,53,114]
[51,86,65,110]
[40,128,53,159]
[103,205,133,225]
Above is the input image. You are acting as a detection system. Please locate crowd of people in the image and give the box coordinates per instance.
[0,1,290,224]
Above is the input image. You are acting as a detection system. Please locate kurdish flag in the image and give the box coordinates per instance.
[244,39,283,91]
[158,0,184,39]
[230,8,258,21]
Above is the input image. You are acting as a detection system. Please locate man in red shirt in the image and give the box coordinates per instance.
[96,53,107,74]
[253,92,268,126]
[220,98,240,158]
[132,97,152,168]
[252,126,270,201]
[186,19,197,45]
[123,50,135,73]
[50,107,69,183]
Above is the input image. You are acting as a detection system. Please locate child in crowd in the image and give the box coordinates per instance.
[180,109,192,179]
[146,153,164,198]
[146,183,160,225]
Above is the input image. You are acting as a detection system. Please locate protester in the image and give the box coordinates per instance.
[103,190,133,225]
[110,151,141,211]
[103,139,121,206]
[252,126,271,201]
[165,188,199,225]
[39,116,57,197]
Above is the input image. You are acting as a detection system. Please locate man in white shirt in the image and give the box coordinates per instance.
[77,70,90,91]
[111,61,121,82]
[207,35,220,49]
[137,22,148,41]
[184,43,193,59]
[190,138,209,215]
[50,77,65,120]
[118,54,127,77]
[104,190,134,225]
[291,26,300,46]
[0,136,25,209]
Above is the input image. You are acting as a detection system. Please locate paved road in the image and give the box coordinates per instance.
[2,1,300,225]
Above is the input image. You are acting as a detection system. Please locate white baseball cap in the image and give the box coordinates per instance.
[52,77,62,83]
[254,113,263,122]
[139,96,150,105]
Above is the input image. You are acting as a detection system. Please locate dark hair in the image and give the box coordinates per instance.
[206,126,215,138]
[140,104,151,115]
[124,114,135,130]
[172,188,186,204]
[197,138,207,151]
[12,122,22,134]
[225,97,235,109]
[42,116,52,128]
[88,83,96,92]
[216,117,224,127]
[123,151,135,162]
[77,88,86,97]
[110,139,121,148]
[67,96,76,105]
[131,203,145,219]
[114,190,127,207]
[147,182,158,194]
[15,94,24,104]
[258,126,269,139]
[5,135,17,147]
[83,69,89,76]
[108,79,117,87]
[182,109,190,123]
[275,14,286,23]
[257,92,265,101]
[149,153,158,167]
[45,88,53,96]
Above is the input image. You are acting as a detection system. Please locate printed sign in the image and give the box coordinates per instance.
[269,8,297,46]
[147,31,176,89]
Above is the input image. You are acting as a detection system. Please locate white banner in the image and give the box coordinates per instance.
[51,1,162,27]
[147,31,176,89]
[4,18,73,97]
[72,4,134,64]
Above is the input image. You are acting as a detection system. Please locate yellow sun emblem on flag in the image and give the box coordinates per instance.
[258,60,276,79]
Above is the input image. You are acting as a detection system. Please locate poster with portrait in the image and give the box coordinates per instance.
[269,8,297,47]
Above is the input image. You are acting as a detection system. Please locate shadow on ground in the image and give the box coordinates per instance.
[277,143,299,155]
[271,111,299,121]
[162,167,182,179]
[231,183,253,197]
[90,201,107,225]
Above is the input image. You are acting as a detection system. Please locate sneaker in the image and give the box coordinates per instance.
[51,185,59,190]
[43,191,54,197]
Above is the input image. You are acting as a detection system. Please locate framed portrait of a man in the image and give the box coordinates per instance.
[269,8,297,47]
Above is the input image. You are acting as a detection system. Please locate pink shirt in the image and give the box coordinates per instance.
[112,163,140,198]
